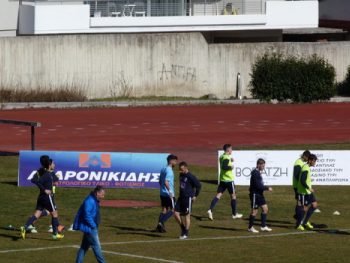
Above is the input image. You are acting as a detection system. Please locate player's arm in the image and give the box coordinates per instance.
[190,174,201,197]
[164,179,173,197]
[300,171,312,192]
[31,171,45,192]
[293,165,302,183]
[82,199,97,229]
[222,159,232,171]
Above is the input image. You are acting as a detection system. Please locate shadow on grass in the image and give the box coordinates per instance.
[200,180,217,185]
[0,181,17,186]
[0,151,19,156]
[108,225,162,238]
[0,232,21,241]
[316,229,350,235]
[191,214,208,221]
[199,225,240,232]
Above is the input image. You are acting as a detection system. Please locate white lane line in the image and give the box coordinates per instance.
[1,229,349,254]
[102,250,184,263]
[101,230,318,246]
[0,245,76,253]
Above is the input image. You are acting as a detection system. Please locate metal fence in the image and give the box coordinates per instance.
[21,0,284,17]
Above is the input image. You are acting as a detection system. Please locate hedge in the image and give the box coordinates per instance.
[250,53,336,103]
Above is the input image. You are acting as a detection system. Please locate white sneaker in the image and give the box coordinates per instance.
[248,227,259,233]
[68,224,75,232]
[261,226,272,232]
[179,235,188,240]
[232,213,243,219]
[48,225,53,233]
[207,210,213,220]
[30,228,38,234]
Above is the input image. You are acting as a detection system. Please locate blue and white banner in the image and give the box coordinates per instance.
[18,151,169,188]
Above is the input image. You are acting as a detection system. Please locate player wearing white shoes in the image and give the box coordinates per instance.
[207,144,242,220]
[248,158,273,233]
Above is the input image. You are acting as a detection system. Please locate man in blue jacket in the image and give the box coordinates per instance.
[74,185,106,263]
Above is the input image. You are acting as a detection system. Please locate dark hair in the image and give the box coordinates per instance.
[256,158,265,166]
[40,155,50,169]
[302,150,311,158]
[308,154,317,161]
[93,185,104,194]
[179,161,188,168]
[167,154,178,163]
[223,144,232,151]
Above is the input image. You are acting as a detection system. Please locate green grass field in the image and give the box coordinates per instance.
[1,144,349,263]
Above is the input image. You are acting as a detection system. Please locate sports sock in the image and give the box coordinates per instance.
[52,217,59,235]
[25,215,38,229]
[248,215,255,229]
[158,213,164,224]
[303,206,316,225]
[261,213,267,227]
[231,199,237,215]
[209,197,219,211]
[180,224,186,236]
[162,211,173,223]
[296,206,305,227]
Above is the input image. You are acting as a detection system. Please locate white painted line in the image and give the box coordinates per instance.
[1,229,349,255]
[102,249,184,263]
[0,245,76,254]
[101,230,318,246]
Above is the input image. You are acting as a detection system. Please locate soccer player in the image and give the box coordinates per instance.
[292,150,310,219]
[156,154,178,233]
[74,185,106,263]
[20,155,64,240]
[248,158,273,233]
[207,144,242,220]
[296,154,318,231]
[174,161,201,239]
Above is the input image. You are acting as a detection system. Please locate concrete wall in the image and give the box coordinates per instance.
[1,33,350,99]
[0,0,19,37]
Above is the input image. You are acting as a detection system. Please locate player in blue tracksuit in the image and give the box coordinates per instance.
[156,154,178,233]
[174,161,201,239]
[20,155,64,240]
[248,158,273,233]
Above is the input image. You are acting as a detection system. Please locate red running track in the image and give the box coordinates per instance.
[1,103,350,166]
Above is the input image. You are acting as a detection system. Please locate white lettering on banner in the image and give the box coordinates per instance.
[26,170,161,183]
[218,150,350,186]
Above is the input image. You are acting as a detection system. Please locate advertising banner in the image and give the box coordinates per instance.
[18,151,169,188]
[218,150,350,186]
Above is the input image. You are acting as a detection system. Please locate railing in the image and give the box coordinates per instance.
[23,0,269,17]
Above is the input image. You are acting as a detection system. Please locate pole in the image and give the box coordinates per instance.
[31,126,35,150]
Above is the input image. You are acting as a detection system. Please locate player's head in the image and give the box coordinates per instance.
[93,185,105,200]
[223,144,232,154]
[301,150,311,162]
[49,158,55,170]
[179,161,188,174]
[167,154,178,167]
[256,158,265,171]
[308,154,317,167]
[40,155,50,169]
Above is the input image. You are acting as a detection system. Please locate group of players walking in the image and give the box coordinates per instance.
[156,144,318,238]
[20,145,318,244]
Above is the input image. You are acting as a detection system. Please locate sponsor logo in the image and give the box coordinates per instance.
[79,153,111,168]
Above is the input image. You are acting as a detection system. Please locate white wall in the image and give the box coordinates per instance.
[35,4,90,34]
[266,1,318,28]
[0,0,19,37]
[319,0,350,21]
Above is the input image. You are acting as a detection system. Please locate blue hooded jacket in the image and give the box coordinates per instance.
[73,193,101,233]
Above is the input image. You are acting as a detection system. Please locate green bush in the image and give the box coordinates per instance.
[337,66,350,96]
[250,53,336,103]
